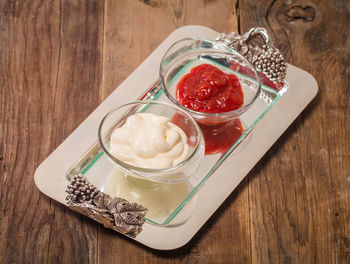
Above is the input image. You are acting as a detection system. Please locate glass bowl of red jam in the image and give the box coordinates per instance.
[160,38,262,125]
[98,101,205,183]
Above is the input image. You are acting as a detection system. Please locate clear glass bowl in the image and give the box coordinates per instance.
[98,101,205,183]
[160,38,262,124]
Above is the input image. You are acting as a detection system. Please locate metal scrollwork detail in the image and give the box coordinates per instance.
[66,174,148,237]
[216,28,287,83]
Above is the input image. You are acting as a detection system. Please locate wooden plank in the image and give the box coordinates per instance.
[0,0,104,263]
[99,0,251,263]
[0,1,61,263]
[240,0,350,263]
[101,0,239,98]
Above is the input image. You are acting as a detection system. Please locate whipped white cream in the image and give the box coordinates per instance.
[110,113,189,169]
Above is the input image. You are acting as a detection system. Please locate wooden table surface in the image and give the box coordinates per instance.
[1,0,349,263]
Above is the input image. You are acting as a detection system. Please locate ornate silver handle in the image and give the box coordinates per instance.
[66,174,148,237]
[216,28,287,83]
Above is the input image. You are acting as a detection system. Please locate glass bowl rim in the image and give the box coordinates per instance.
[98,100,204,175]
[159,37,262,118]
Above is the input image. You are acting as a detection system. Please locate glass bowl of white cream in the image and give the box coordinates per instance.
[98,101,205,183]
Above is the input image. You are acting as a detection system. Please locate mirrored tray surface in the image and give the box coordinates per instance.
[66,58,285,226]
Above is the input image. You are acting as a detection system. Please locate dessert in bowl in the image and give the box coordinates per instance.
[160,38,262,125]
[98,101,205,183]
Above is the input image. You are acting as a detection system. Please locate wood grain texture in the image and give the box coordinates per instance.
[101,0,239,98]
[0,0,103,263]
[240,0,350,263]
[0,0,349,263]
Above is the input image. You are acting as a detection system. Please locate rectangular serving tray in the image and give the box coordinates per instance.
[66,60,282,226]
[34,25,318,250]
